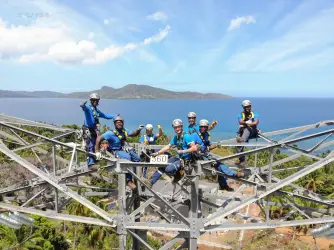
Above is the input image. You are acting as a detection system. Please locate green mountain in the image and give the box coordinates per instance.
[0,84,231,99]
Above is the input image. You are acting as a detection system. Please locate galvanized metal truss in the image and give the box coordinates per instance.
[0,114,334,249]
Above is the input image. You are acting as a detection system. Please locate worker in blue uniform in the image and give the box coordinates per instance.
[194,119,246,191]
[94,116,144,190]
[185,111,218,134]
[139,124,163,178]
[236,100,260,166]
[80,93,117,168]
[144,119,197,187]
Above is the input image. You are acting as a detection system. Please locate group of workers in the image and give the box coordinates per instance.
[80,93,260,192]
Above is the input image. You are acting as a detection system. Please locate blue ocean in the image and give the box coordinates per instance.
[0,98,333,142]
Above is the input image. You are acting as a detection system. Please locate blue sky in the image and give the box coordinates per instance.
[0,0,334,97]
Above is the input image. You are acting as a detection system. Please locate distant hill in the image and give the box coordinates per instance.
[0,84,231,99]
[0,90,65,98]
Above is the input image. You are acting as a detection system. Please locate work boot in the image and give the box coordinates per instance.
[88,164,100,171]
[237,161,247,167]
[127,181,137,191]
[172,171,183,184]
[219,185,234,192]
[236,171,245,178]
[236,136,244,143]
[142,178,153,189]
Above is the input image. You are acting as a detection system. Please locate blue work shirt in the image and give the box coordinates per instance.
[237,111,259,122]
[192,132,212,153]
[139,134,158,145]
[169,133,194,160]
[185,124,200,134]
[101,129,134,151]
[81,103,116,129]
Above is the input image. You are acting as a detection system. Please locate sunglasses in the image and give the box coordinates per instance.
[188,117,196,120]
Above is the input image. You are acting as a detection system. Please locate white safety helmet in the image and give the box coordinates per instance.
[199,119,209,127]
[242,100,252,107]
[114,116,124,123]
[90,93,100,100]
[145,124,153,131]
[188,112,196,118]
[172,119,183,128]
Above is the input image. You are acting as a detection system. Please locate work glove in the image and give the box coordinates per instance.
[246,120,252,125]
[138,125,145,131]
[95,152,102,160]
[151,152,159,157]
[80,101,87,107]
[177,150,184,154]
[211,120,218,128]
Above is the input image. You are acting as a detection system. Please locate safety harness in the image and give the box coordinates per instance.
[241,111,255,121]
[89,104,100,126]
[175,133,186,150]
[143,134,155,144]
[238,111,259,137]
[187,124,198,134]
[193,131,211,160]
[196,131,211,147]
[113,129,128,142]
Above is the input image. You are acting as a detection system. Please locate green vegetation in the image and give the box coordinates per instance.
[243,229,312,250]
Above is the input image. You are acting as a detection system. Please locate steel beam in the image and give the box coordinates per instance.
[204,153,334,226]
[0,142,115,223]
[13,130,76,152]
[0,202,115,227]
[128,169,190,227]
[205,217,334,232]
[128,230,154,250]
[203,128,334,165]
[21,188,47,207]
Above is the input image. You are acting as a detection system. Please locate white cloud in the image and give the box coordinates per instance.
[103,19,110,25]
[0,18,171,64]
[225,8,334,72]
[227,16,256,32]
[143,25,170,45]
[147,11,168,22]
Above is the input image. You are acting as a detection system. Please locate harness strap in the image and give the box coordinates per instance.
[241,111,255,121]
[113,129,128,141]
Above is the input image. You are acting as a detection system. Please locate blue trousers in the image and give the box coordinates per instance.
[203,154,237,188]
[217,163,237,187]
[114,150,140,183]
[88,135,97,166]
[151,156,182,184]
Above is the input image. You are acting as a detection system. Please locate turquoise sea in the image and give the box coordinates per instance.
[0,98,333,142]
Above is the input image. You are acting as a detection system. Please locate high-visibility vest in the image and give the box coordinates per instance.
[143,135,155,144]
[196,131,211,147]
[113,129,128,141]
[241,111,255,121]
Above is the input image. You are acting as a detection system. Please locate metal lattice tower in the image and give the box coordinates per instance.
[0,113,334,249]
